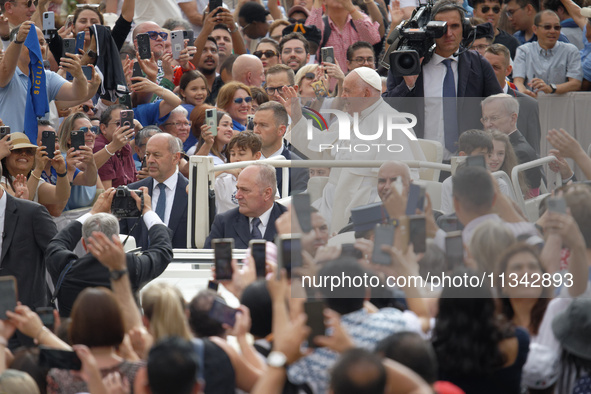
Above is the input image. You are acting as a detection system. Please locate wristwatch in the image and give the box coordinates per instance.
[550,83,557,94]
[109,269,128,281]
[267,351,288,368]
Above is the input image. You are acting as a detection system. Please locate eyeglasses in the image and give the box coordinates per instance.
[479,5,500,13]
[234,96,253,104]
[163,121,191,128]
[473,44,490,51]
[352,57,375,64]
[14,148,35,156]
[303,72,315,80]
[288,18,307,24]
[146,31,168,41]
[109,121,121,127]
[505,6,525,17]
[253,50,278,59]
[536,24,562,31]
[480,115,503,123]
[10,0,37,7]
[282,48,305,55]
[265,85,293,94]
[82,104,97,113]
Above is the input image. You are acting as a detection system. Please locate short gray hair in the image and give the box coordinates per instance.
[136,126,162,147]
[481,93,520,116]
[250,162,277,196]
[82,213,120,242]
[162,18,191,31]
[150,133,182,154]
[170,105,189,117]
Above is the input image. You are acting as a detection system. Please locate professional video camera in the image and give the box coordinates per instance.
[111,186,144,218]
[380,0,447,76]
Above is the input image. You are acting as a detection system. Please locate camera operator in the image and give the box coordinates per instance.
[45,187,174,317]
[384,0,502,162]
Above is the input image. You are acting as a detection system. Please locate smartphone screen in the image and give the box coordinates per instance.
[36,307,55,330]
[208,298,237,327]
[213,239,233,280]
[207,280,219,292]
[292,193,312,233]
[250,240,266,278]
[39,346,82,370]
[41,130,56,159]
[304,300,326,348]
[0,276,17,319]
[408,215,426,254]
[372,224,395,265]
[547,197,567,214]
[466,155,487,169]
[445,231,464,270]
[277,235,302,279]
[405,183,425,216]
[81,65,92,80]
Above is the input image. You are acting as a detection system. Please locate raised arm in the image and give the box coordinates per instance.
[0,22,32,88]
[130,76,182,118]
[55,53,89,101]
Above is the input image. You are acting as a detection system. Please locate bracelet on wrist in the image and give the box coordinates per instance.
[56,171,67,178]
[13,39,24,44]
[30,171,41,181]
[230,24,239,34]
[104,145,116,156]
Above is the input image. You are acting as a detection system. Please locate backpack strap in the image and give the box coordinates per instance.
[319,15,357,53]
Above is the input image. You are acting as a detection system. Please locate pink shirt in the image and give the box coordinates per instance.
[306,7,381,73]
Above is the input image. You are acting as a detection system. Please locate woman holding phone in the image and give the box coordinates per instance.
[190,107,236,164]
[216,82,252,131]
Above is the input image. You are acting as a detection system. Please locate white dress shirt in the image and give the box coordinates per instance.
[423,54,459,160]
[260,145,284,160]
[249,204,274,237]
[152,171,179,226]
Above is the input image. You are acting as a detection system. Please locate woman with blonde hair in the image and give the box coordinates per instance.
[468,219,516,273]
[140,282,263,393]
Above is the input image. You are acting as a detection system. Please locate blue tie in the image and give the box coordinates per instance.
[251,217,262,239]
[442,59,459,153]
[155,183,166,221]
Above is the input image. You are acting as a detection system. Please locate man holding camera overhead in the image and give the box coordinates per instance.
[385,0,502,161]
[45,186,173,317]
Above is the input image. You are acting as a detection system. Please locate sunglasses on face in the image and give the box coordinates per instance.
[288,18,307,24]
[146,31,168,40]
[11,0,37,7]
[537,24,562,31]
[303,72,315,80]
[234,96,253,104]
[480,5,500,13]
[82,104,97,113]
[253,50,278,58]
[14,148,35,156]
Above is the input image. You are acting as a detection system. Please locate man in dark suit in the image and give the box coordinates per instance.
[119,133,188,249]
[253,101,308,196]
[45,187,174,317]
[205,162,287,248]
[0,168,57,347]
[481,93,543,189]
[484,44,541,153]
[384,0,502,158]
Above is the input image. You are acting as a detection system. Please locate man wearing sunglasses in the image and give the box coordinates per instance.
[0,0,36,31]
[504,0,569,44]
[513,10,582,97]
[133,22,168,61]
[472,0,520,58]
[543,0,584,50]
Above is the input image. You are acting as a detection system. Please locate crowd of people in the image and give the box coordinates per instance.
[0,0,590,392]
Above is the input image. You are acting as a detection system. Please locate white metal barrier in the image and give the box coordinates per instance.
[188,156,452,248]
[511,156,561,222]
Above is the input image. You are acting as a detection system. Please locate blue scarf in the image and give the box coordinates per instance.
[24,25,49,143]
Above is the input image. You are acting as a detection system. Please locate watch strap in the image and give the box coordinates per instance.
[109,269,128,281]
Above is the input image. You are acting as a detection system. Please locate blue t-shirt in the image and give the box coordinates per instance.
[0,68,66,132]
[133,100,171,127]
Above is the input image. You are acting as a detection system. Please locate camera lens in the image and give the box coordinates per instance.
[397,54,416,71]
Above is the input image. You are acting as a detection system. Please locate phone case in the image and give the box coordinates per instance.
[63,38,75,55]
[137,33,151,59]
[43,12,55,31]
[81,66,92,80]
[42,131,56,159]
[132,62,143,78]
[206,109,217,136]
[321,47,335,64]
[171,30,184,60]
[75,31,85,53]
[120,110,134,128]
[71,131,85,151]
